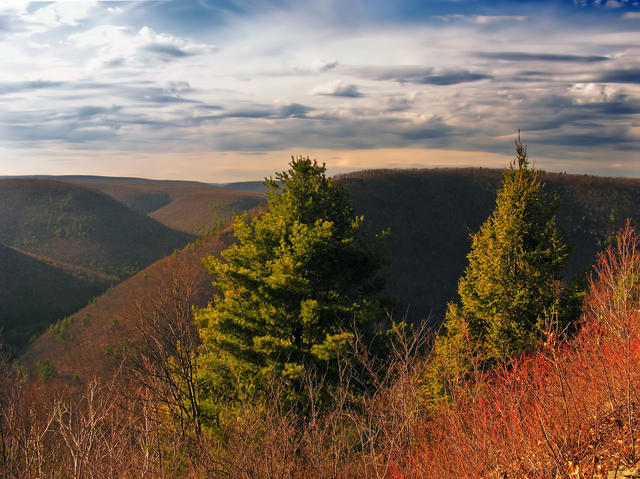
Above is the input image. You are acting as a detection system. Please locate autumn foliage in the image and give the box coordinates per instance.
[3,172,640,477]
[394,221,640,478]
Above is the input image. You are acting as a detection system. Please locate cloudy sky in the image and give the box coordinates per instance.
[1,0,639,181]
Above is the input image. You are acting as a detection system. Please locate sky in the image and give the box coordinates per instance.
[0,0,639,182]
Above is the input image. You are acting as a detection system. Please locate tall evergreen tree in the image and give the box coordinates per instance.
[196,157,389,420]
[427,137,568,400]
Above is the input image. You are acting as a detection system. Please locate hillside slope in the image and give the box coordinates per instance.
[0,179,194,278]
[399,224,640,478]
[22,168,640,380]
[217,181,269,194]
[22,227,236,380]
[338,168,640,322]
[37,176,265,235]
[0,244,112,355]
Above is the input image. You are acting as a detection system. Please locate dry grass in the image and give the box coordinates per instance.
[2,321,428,478]
[8,220,640,479]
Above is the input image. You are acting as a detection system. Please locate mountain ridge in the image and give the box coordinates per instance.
[20,167,640,380]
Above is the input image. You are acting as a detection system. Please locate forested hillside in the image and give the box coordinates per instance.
[0,179,194,277]
[0,178,192,352]
[21,168,640,382]
[21,225,237,380]
[338,168,640,321]
[30,176,265,235]
[0,177,266,353]
[8,164,640,479]
[0,244,112,355]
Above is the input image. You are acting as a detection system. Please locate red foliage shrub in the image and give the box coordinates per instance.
[398,222,640,478]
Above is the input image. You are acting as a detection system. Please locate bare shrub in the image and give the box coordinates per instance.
[212,322,429,479]
[125,260,203,439]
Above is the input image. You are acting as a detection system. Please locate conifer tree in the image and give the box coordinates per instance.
[196,157,389,419]
[427,137,568,398]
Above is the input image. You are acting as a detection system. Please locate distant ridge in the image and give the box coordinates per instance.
[336,167,640,322]
[215,181,269,194]
[22,168,640,381]
[0,178,196,352]
[0,178,194,277]
[24,175,266,234]
[22,225,237,380]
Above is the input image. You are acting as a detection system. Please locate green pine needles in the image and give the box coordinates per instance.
[196,157,391,422]
[426,136,569,402]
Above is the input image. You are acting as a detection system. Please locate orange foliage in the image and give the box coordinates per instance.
[396,222,640,478]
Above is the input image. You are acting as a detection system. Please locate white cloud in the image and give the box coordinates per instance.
[568,82,619,103]
[438,14,527,24]
[310,58,339,72]
[67,25,217,69]
[0,0,638,179]
[311,80,363,97]
[27,1,97,27]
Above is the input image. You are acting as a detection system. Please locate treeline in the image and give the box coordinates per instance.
[2,146,640,478]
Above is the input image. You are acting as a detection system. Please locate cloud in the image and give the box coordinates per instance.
[352,66,492,85]
[74,106,122,120]
[0,110,119,144]
[143,43,193,58]
[400,117,453,140]
[573,0,633,7]
[541,129,637,149]
[165,81,193,93]
[67,25,217,68]
[477,51,609,63]
[385,93,418,112]
[418,71,492,86]
[0,80,64,95]
[310,58,339,72]
[278,103,311,118]
[312,81,364,97]
[20,1,99,29]
[598,69,640,83]
[208,114,457,152]
[568,82,619,104]
[136,94,201,104]
[623,12,640,19]
[188,103,314,125]
[0,13,25,35]
[1,0,639,178]
[0,79,201,105]
[438,15,527,24]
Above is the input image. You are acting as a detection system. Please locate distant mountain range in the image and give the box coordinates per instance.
[16,168,640,380]
[0,176,264,355]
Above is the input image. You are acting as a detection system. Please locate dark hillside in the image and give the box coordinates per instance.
[0,179,194,278]
[0,244,112,355]
[22,168,640,380]
[40,176,265,234]
[337,168,640,322]
[26,175,183,214]
[545,173,640,277]
[21,226,237,381]
[217,181,269,194]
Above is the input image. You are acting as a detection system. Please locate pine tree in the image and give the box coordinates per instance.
[196,157,389,420]
[426,137,568,400]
